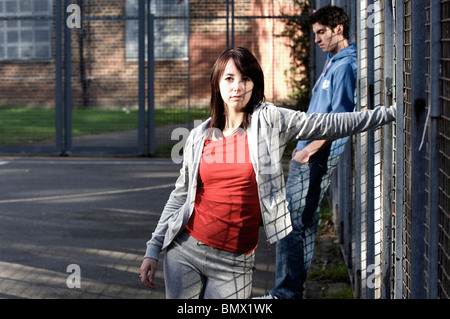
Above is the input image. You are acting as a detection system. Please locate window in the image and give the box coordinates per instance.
[126,0,189,61]
[0,0,52,60]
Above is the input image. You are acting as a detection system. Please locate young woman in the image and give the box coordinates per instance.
[140,47,396,299]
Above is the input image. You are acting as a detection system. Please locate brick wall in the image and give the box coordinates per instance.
[0,0,301,110]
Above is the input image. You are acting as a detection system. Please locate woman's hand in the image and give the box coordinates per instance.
[140,257,158,289]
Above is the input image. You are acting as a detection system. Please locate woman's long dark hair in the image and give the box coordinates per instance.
[209,47,265,130]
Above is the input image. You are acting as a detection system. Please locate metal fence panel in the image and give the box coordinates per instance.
[0,0,58,153]
[2,0,449,298]
[327,0,449,299]
[68,0,143,154]
[438,0,450,300]
[0,0,304,155]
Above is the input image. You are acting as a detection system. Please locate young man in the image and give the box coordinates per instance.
[258,5,357,299]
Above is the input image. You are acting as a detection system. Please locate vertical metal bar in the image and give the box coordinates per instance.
[226,0,229,49]
[147,4,155,155]
[336,158,344,243]
[366,0,375,300]
[366,99,375,298]
[347,0,357,288]
[55,0,63,154]
[312,1,327,87]
[394,0,404,299]
[271,0,275,101]
[348,0,356,42]
[340,143,353,268]
[355,135,362,299]
[310,1,317,83]
[138,0,145,155]
[382,0,394,299]
[410,0,427,299]
[187,1,191,130]
[231,0,235,48]
[64,0,72,155]
[354,0,362,299]
[428,0,440,299]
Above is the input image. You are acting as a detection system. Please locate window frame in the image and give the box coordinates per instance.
[0,0,53,61]
[125,0,189,62]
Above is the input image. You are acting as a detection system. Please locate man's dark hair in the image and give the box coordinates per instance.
[309,5,350,40]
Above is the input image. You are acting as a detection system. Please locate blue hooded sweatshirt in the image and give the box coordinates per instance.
[296,43,357,156]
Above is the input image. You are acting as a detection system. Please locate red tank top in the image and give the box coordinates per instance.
[186,132,262,254]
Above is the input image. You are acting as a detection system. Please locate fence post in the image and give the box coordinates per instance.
[226,0,235,49]
[410,0,427,299]
[138,0,145,155]
[394,0,404,299]
[354,0,362,299]
[147,4,155,155]
[231,0,235,48]
[64,0,72,155]
[382,0,394,299]
[428,0,441,299]
[55,0,63,154]
[366,0,376,300]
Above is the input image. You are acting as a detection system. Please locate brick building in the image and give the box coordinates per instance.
[0,0,298,110]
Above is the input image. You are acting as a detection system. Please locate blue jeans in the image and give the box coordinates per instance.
[270,147,339,299]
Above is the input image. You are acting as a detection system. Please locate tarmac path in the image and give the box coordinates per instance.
[0,157,275,299]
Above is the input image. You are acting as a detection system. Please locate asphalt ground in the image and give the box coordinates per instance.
[0,156,276,299]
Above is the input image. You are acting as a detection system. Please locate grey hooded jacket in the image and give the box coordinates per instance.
[144,102,396,260]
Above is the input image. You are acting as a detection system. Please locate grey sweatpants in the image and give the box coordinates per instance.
[163,231,255,299]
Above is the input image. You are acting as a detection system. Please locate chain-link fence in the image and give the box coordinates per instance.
[437,0,450,300]
[0,0,56,152]
[327,0,449,299]
[0,0,305,155]
[2,0,449,299]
